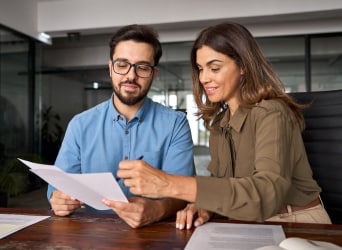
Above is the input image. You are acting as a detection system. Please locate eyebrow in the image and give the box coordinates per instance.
[114,58,153,65]
[197,59,224,67]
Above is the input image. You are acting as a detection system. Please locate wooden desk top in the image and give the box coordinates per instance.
[1,208,342,249]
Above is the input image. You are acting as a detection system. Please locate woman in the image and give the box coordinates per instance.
[116,22,331,229]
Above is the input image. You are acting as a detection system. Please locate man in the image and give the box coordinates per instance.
[47,24,194,228]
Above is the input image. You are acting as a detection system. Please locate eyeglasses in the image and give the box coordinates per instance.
[111,60,155,78]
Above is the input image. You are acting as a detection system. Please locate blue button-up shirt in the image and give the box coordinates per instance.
[47,96,195,212]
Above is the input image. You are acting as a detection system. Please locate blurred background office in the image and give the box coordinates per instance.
[0,0,341,200]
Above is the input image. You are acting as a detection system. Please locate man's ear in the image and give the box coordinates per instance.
[108,60,112,77]
[152,67,159,80]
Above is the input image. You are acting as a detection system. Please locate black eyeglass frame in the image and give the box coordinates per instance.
[111,59,156,78]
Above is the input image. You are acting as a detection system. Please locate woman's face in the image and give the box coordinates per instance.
[196,45,244,105]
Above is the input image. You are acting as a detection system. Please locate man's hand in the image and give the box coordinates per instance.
[176,203,212,230]
[102,196,162,228]
[50,190,82,216]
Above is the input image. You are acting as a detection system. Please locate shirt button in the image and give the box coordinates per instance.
[125,130,129,135]
[124,156,128,160]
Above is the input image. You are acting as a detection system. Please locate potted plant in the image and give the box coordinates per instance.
[41,106,64,164]
[0,154,45,207]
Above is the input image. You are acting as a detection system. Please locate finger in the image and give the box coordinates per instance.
[122,178,133,188]
[118,160,139,170]
[194,210,211,227]
[53,190,76,201]
[176,210,185,229]
[102,199,144,228]
[51,195,82,206]
[199,209,211,221]
[52,203,81,216]
[176,208,193,230]
[117,169,131,179]
[53,209,72,216]
[102,199,130,210]
[194,217,204,227]
[185,209,195,229]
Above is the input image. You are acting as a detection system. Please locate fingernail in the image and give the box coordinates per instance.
[179,224,184,229]
[175,223,179,228]
[194,221,200,227]
[187,224,191,229]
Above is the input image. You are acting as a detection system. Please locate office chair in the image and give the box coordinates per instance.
[290,89,342,224]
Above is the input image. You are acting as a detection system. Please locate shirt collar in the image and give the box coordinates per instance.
[220,106,251,133]
[109,93,151,123]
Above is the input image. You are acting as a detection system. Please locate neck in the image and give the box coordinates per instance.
[113,96,144,121]
[226,101,239,117]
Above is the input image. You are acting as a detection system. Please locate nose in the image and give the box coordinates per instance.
[126,65,137,79]
[199,70,210,84]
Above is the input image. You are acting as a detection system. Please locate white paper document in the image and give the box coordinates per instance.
[0,213,50,239]
[185,222,286,250]
[18,159,128,210]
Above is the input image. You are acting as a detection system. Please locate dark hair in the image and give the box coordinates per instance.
[190,21,306,130]
[109,24,162,66]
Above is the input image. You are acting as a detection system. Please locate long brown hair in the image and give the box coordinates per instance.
[191,22,306,130]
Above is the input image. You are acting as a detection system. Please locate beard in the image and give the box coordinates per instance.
[113,80,151,106]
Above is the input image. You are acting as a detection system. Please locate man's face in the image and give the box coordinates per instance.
[108,40,158,106]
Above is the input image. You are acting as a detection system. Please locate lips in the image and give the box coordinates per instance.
[205,86,218,95]
[121,83,140,92]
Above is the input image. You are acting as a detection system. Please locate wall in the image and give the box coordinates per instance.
[1,0,342,43]
[36,0,342,40]
[0,0,49,43]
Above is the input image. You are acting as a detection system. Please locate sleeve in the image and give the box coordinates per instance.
[162,112,195,176]
[46,116,82,200]
[195,106,293,221]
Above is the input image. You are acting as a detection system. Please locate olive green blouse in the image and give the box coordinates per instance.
[195,99,321,222]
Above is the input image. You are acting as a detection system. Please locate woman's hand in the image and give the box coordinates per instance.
[118,159,170,198]
[176,203,212,230]
[118,159,197,202]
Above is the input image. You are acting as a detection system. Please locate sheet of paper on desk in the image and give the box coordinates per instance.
[18,159,128,210]
[184,222,286,250]
[0,214,50,239]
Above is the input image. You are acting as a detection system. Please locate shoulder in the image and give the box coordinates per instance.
[147,99,187,120]
[70,99,110,124]
[251,99,289,117]
[249,99,296,127]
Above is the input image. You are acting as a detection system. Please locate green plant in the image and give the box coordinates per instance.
[0,154,45,197]
[40,106,64,163]
[41,106,64,146]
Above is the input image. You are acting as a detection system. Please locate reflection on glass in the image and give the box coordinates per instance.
[311,36,342,91]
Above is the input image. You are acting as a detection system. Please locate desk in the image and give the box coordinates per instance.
[1,208,342,249]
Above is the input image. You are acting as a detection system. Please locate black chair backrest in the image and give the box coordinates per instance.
[290,89,342,224]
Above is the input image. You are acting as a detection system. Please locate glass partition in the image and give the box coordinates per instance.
[0,27,31,158]
[311,35,342,91]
